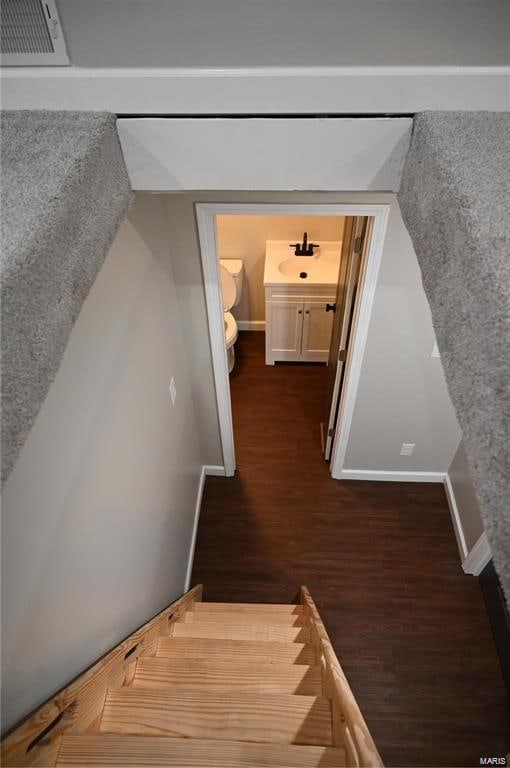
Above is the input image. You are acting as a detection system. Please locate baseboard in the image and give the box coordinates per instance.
[444,473,468,560]
[462,532,492,576]
[339,469,446,483]
[184,467,206,591]
[236,321,266,331]
[204,465,226,476]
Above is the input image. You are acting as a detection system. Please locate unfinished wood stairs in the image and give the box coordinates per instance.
[2,585,382,767]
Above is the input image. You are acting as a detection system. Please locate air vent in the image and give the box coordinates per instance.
[0,0,69,66]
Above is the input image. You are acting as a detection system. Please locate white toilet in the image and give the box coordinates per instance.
[219,259,243,373]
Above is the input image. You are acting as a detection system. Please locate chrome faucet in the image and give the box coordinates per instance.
[289,232,319,256]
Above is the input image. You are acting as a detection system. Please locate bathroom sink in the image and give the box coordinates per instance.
[278,257,317,277]
[264,240,342,287]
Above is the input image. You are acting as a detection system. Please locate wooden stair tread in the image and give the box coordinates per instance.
[100,688,333,746]
[57,734,346,767]
[194,602,303,614]
[173,620,310,643]
[184,610,308,626]
[158,636,314,663]
[134,657,322,694]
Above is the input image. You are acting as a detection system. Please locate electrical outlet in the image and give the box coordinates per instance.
[169,377,177,406]
[400,443,415,456]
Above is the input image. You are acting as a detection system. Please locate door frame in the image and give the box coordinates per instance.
[196,202,389,478]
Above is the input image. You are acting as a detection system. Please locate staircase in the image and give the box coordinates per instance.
[2,586,382,767]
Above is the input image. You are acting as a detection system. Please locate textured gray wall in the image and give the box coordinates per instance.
[399,112,510,603]
[0,111,132,486]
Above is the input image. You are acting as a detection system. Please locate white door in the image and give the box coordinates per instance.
[265,301,303,364]
[301,302,335,362]
[324,217,370,459]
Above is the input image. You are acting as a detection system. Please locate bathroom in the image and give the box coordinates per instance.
[215,213,365,464]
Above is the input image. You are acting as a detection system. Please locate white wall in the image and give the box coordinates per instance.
[448,439,485,553]
[117,119,412,192]
[343,197,462,474]
[5,71,508,115]
[164,198,223,465]
[1,195,204,731]
[217,215,345,324]
[163,191,461,475]
[4,6,508,114]
[58,0,510,67]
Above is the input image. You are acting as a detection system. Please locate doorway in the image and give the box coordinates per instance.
[196,203,389,478]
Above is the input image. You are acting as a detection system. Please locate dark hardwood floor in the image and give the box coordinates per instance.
[191,331,509,767]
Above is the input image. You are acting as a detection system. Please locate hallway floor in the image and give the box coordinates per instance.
[191,331,509,767]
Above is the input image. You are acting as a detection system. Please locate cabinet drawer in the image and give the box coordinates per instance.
[265,285,336,302]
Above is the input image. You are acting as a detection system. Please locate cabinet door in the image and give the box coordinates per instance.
[265,301,303,364]
[301,301,335,362]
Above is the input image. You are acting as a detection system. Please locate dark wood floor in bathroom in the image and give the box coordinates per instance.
[191,331,509,767]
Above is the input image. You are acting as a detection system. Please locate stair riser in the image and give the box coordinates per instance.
[134,660,322,695]
[183,612,308,626]
[173,623,310,643]
[193,603,303,615]
[157,637,315,664]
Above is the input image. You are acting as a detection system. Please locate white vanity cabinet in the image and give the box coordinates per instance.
[265,285,336,364]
